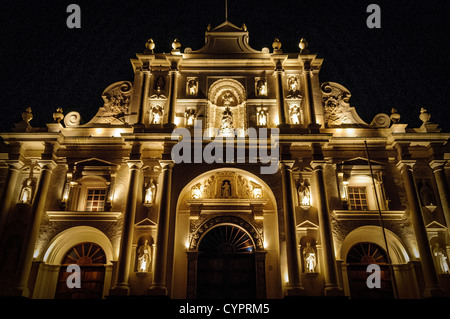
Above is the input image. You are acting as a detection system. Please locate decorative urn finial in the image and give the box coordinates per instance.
[53,108,64,123]
[419,107,431,124]
[22,107,33,123]
[390,108,401,124]
[272,38,282,51]
[299,38,308,51]
[171,38,181,51]
[145,38,155,53]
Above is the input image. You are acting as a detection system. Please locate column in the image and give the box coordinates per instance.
[137,66,151,126]
[430,160,450,237]
[397,160,444,297]
[110,160,142,296]
[148,160,174,295]
[302,63,320,132]
[274,63,288,128]
[0,161,23,236]
[280,161,304,295]
[311,161,343,296]
[165,65,179,129]
[10,160,56,297]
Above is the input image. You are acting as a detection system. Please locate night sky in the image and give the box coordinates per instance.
[0,0,449,132]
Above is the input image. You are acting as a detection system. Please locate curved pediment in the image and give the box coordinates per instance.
[190,21,261,55]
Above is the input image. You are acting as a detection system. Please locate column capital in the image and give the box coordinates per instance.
[126,160,143,170]
[3,160,24,170]
[37,160,57,171]
[429,160,447,172]
[159,159,175,170]
[396,159,416,172]
[310,160,327,170]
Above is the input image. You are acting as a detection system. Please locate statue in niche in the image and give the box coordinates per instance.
[185,109,196,126]
[298,182,311,206]
[290,105,301,125]
[288,76,298,92]
[256,108,268,126]
[256,79,267,96]
[155,76,165,92]
[221,91,235,106]
[137,239,152,272]
[220,107,234,137]
[433,242,450,274]
[144,179,156,204]
[150,105,163,124]
[187,79,198,96]
[303,242,317,273]
[19,179,33,204]
[418,179,435,207]
[221,180,231,198]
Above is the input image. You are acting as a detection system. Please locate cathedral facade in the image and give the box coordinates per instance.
[0,21,450,299]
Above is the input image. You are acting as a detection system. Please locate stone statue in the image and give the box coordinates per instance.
[288,76,298,92]
[290,105,300,125]
[137,239,152,272]
[303,242,317,273]
[220,107,234,136]
[187,79,198,96]
[419,179,435,207]
[256,79,267,96]
[298,182,311,206]
[144,179,156,204]
[155,76,165,92]
[257,108,267,126]
[151,105,163,124]
[221,180,231,198]
[185,109,196,126]
[19,179,33,204]
[433,243,449,274]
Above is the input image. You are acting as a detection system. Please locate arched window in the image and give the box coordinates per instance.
[55,242,106,299]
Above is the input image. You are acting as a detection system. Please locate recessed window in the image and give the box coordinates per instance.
[85,188,106,212]
[348,186,368,210]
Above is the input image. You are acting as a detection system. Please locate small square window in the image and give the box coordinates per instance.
[85,188,106,212]
[347,187,368,210]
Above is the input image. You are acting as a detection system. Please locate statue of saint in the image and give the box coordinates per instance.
[144,180,156,204]
[137,239,152,273]
[303,242,316,273]
[151,106,163,124]
[290,105,300,124]
[433,242,450,274]
[219,107,234,137]
[288,76,298,92]
[257,109,267,126]
[298,183,311,206]
[221,180,231,198]
[256,80,267,96]
[19,179,33,204]
[419,179,435,206]
[186,109,196,126]
[188,79,198,96]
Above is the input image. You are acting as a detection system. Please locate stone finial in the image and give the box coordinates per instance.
[145,38,155,53]
[299,38,308,50]
[171,38,181,51]
[272,38,282,51]
[22,107,33,123]
[52,108,64,123]
[241,23,247,31]
[390,108,401,124]
[419,107,431,124]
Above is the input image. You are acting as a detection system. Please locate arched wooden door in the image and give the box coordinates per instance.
[346,242,394,299]
[196,225,257,299]
[55,242,106,299]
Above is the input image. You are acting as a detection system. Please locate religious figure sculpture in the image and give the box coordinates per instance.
[303,242,317,273]
[418,179,435,207]
[19,179,33,204]
[290,105,301,125]
[187,79,198,96]
[433,243,450,274]
[151,105,164,124]
[144,179,156,205]
[256,79,267,96]
[155,76,165,92]
[288,76,298,92]
[298,182,311,207]
[137,239,152,273]
[221,180,231,198]
[185,109,196,126]
[220,107,234,137]
[256,108,267,126]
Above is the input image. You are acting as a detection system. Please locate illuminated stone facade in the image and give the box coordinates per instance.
[0,20,450,299]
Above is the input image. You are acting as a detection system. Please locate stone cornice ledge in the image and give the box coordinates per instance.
[333,210,405,221]
[46,211,122,222]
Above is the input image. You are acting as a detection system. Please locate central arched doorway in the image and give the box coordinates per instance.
[346,242,394,299]
[196,225,257,299]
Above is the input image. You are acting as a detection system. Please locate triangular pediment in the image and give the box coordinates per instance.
[135,218,157,227]
[297,220,319,230]
[74,158,117,167]
[426,220,447,230]
[211,20,244,32]
[338,157,384,167]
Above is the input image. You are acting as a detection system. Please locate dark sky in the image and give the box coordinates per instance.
[0,0,449,132]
